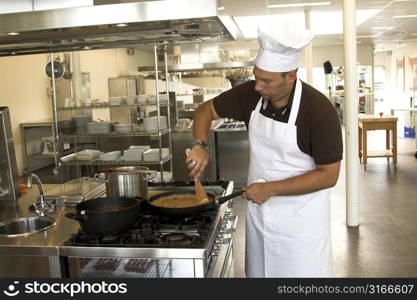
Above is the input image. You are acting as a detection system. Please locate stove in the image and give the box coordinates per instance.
[59,180,237,278]
[64,210,218,248]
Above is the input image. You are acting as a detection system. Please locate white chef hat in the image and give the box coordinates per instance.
[255,17,314,72]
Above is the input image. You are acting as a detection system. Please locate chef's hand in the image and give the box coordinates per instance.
[242,182,271,205]
[185,146,208,180]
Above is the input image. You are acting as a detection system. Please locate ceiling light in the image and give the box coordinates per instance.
[7,32,19,36]
[235,9,380,38]
[394,14,417,19]
[83,46,92,50]
[268,1,331,8]
[218,6,225,10]
[115,23,128,27]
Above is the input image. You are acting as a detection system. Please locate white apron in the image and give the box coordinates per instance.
[245,79,332,278]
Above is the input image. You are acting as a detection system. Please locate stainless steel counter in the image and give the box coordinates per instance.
[0,185,82,256]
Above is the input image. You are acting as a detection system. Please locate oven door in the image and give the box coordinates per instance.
[66,257,208,278]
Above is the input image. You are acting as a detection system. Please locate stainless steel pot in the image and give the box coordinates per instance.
[94,166,155,199]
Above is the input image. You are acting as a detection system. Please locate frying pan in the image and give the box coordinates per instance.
[65,197,142,235]
[147,190,243,216]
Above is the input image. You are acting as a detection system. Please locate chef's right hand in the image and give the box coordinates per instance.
[185,146,208,180]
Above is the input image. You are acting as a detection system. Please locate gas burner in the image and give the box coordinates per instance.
[161,233,199,245]
[100,235,121,244]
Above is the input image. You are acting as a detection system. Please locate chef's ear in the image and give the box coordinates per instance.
[285,69,297,84]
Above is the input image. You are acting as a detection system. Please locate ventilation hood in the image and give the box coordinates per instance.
[0,0,238,57]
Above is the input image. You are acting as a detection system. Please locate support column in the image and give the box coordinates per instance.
[343,0,359,227]
[71,51,82,107]
[304,8,313,85]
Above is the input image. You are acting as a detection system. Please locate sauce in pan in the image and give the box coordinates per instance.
[151,194,213,208]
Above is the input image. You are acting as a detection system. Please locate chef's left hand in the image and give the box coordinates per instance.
[242,182,271,205]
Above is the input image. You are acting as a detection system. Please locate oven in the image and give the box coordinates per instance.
[59,181,236,278]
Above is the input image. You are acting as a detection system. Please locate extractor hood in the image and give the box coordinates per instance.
[0,0,238,57]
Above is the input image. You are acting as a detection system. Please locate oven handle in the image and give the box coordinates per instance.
[220,215,238,278]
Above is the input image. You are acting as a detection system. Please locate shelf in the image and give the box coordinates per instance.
[61,154,173,166]
[138,61,255,73]
[60,129,171,138]
[28,154,56,159]
[57,102,168,111]
[362,150,393,158]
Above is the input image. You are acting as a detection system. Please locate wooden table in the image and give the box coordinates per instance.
[358,115,398,170]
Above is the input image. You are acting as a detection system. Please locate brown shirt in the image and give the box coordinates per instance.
[213,80,343,165]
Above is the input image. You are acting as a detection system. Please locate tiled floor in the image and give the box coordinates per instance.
[230,131,417,277]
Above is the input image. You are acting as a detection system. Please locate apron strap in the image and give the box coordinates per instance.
[288,78,302,126]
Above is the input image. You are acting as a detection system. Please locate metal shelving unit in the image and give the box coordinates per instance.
[56,102,169,111]
[52,45,174,183]
[60,154,173,167]
[60,129,171,138]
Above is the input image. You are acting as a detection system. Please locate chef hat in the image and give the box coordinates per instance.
[255,17,314,72]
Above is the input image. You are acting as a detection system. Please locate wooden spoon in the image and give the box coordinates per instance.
[185,148,208,203]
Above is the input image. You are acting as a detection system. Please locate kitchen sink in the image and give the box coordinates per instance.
[0,217,55,238]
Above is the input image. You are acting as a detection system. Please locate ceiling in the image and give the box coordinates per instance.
[218,0,417,51]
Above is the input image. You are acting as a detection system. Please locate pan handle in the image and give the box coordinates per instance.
[65,212,85,221]
[216,190,244,205]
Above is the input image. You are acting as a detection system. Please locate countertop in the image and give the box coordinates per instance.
[0,184,80,256]
[0,183,230,259]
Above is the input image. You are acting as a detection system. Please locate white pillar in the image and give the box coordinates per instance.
[343,0,359,227]
[71,51,82,106]
[304,9,313,85]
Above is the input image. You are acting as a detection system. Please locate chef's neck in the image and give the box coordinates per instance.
[269,80,296,109]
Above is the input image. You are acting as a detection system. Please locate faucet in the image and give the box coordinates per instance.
[26,173,53,216]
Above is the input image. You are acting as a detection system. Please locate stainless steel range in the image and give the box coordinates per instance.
[60,181,237,278]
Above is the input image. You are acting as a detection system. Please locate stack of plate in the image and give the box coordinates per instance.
[143,116,167,132]
[137,95,146,104]
[99,151,121,161]
[146,94,168,104]
[125,96,136,105]
[114,124,133,133]
[123,145,150,161]
[109,97,123,106]
[143,148,170,162]
[75,149,103,160]
[87,122,114,134]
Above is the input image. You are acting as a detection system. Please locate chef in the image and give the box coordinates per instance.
[186,19,343,277]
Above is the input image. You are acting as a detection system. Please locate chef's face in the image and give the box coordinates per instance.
[253,66,296,105]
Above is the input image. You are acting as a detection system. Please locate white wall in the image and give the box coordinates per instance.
[0,48,155,176]
[0,54,51,176]
[375,43,417,131]
[299,44,374,68]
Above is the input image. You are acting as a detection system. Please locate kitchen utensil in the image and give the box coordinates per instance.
[94,166,155,199]
[185,148,208,203]
[65,197,141,235]
[147,190,243,216]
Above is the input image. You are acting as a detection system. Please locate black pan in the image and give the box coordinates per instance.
[147,190,243,216]
[65,197,142,235]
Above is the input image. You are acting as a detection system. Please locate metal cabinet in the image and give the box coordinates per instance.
[20,121,55,174]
